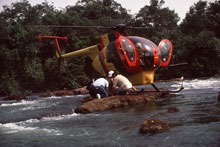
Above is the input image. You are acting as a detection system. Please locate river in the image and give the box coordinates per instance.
[0,77,220,147]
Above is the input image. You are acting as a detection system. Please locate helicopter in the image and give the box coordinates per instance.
[38,24,183,92]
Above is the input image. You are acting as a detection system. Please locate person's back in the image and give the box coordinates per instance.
[113,74,132,89]
[92,78,108,88]
[88,78,109,98]
[108,70,133,95]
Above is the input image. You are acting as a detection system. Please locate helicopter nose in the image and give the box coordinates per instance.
[138,49,155,68]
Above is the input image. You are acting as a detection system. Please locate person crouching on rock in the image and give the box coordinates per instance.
[108,70,133,95]
[87,78,109,99]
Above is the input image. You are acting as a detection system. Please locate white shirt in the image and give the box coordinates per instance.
[92,78,109,88]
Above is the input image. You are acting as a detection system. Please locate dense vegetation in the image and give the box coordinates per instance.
[0,0,220,96]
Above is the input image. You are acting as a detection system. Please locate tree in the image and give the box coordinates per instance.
[187,31,220,77]
[0,0,134,95]
[207,0,220,38]
[179,0,220,77]
[132,0,179,41]
[180,1,208,36]
[1,0,219,95]
[135,0,179,28]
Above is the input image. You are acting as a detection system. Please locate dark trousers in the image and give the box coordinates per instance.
[89,85,108,98]
[115,88,133,95]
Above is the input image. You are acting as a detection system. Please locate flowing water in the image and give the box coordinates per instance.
[0,77,220,147]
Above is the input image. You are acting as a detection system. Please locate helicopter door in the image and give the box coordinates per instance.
[116,36,137,72]
[158,39,173,66]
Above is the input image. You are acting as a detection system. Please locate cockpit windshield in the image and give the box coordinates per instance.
[128,36,158,50]
[128,36,159,68]
[120,37,135,62]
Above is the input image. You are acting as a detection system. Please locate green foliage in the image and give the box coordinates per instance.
[0,72,20,95]
[1,0,220,95]
[188,31,220,77]
[131,0,179,40]
[207,0,220,38]
[180,1,208,36]
[135,0,179,28]
[178,1,220,78]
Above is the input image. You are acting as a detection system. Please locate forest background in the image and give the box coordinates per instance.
[0,0,220,96]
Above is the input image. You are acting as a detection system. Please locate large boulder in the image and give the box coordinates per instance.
[140,118,169,134]
[75,91,174,114]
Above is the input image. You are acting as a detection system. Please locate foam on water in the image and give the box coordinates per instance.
[0,118,63,135]
[20,105,47,111]
[0,122,38,133]
[0,112,81,134]
[0,99,53,111]
[41,112,79,121]
[183,78,220,90]
[45,95,85,99]
[46,95,62,99]
[0,100,35,107]
[19,100,53,111]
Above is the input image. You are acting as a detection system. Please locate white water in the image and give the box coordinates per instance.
[183,78,220,90]
[0,77,219,147]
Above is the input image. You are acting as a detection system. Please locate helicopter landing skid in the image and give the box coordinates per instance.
[167,86,184,93]
[167,76,184,93]
[134,86,184,94]
[151,84,160,92]
[151,83,184,93]
[133,77,185,94]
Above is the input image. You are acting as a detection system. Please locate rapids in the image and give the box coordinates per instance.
[0,77,220,147]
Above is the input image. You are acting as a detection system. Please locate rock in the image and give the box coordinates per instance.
[39,87,89,98]
[73,86,89,94]
[140,118,169,134]
[44,112,63,118]
[75,91,174,114]
[4,94,28,101]
[39,92,52,97]
[167,107,180,113]
[52,90,77,96]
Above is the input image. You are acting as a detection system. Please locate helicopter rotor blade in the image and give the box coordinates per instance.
[33,25,112,29]
[31,24,171,30]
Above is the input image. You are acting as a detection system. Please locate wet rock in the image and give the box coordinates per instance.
[39,92,52,97]
[44,112,63,118]
[4,94,28,101]
[140,118,169,134]
[167,107,180,113]
[52,90,77,96]
[39,86,89,97]
[75,91,174,114]
[73,86,88,95]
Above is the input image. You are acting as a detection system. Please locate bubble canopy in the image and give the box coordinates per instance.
[106,36,172,73]
[128,36,159,69]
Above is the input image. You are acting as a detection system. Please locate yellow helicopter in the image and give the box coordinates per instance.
[39,24,183,92]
